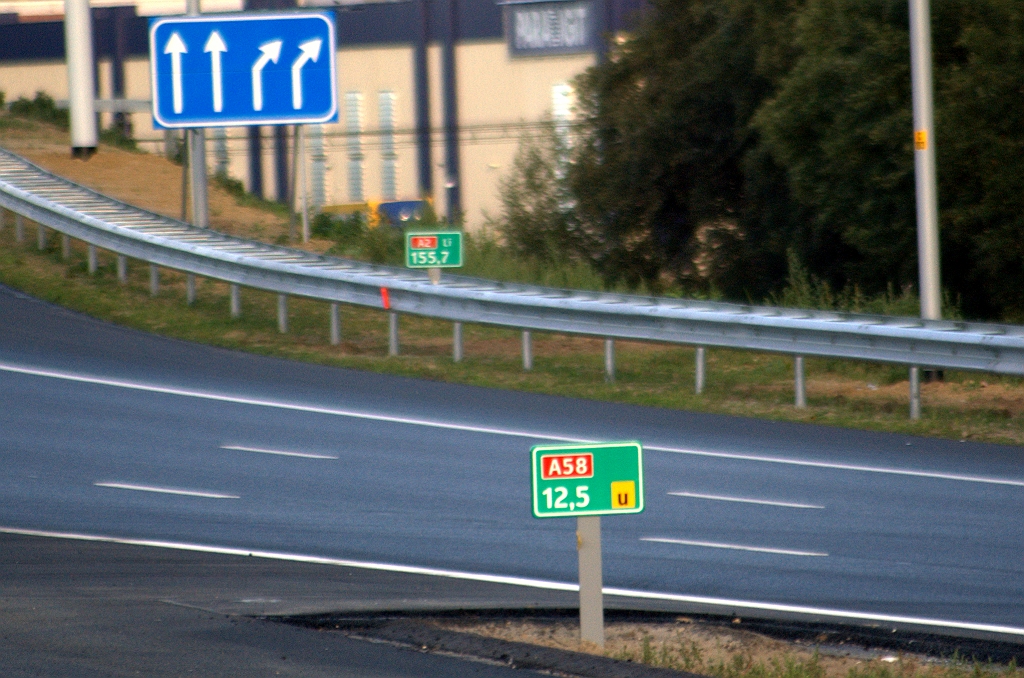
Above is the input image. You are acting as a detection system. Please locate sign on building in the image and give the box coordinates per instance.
[149,12,338,128]
[500,0,597,57]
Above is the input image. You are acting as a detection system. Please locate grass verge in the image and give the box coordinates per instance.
[2,224,1024,446]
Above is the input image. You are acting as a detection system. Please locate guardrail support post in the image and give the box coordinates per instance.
[388,311,399,356]
[330,302,341,345]
[577,515,604,648]
[62,234,71,260]
[795,355,807,408]
[87,244,97,274]
[186,274,196,305]
[453,321,463,362]
[116,255,127,283]
[695,346,706,394]
[522,330,533,371]
[910,366,922,420]
[230,284,241,318]
[329,303,342,346]
[15,213,24,242]
[37,224,47,250]
[604,339,615,383]
[277,294,288,333]
[149,264,159,296]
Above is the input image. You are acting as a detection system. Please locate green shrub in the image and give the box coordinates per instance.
[9,92,69,129]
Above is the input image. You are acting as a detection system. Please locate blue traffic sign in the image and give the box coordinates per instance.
[149,12,337,128]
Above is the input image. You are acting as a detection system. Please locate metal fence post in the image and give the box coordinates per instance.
[330,302,341,345]
[230,284,241,318]
[87,244,97,274]
[453,321,463,362]
[522,330,533,371]
[277,294,288,333]
[910,366,922,420]
[388,311,399,356]
[695,346,706,394]
[186,274,196,305]
[149,264,159,296]
[36,223,46,250]
[61,234,71,260]
[117,255,127,283]
[795,355,807,408]
[15,213,24,242]
[604,339,615,383]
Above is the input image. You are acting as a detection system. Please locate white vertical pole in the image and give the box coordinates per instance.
[117,254,127,283]
[522,330,533,371]
[87,244,97,274]
[186,274,197,305]
[63,0,97,156]
[909,0,941,322]
[695,346,706,394]
[604,339,615,383]
[910,366,922,420]
[36,224,46,250]
[330,302,341,345]
[577,516,604,648]
[794,355,807,408]
[230,284,241,318]
[298,125,310,243]
[388,311,400,356]
[186,0,209,230]
[277,294,288,333]
[149,264,159,296]
[453,321,463,362]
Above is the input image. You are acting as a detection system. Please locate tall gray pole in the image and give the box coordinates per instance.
[186,0,209,229]
[909,0,941,321]
[63,0,97,157]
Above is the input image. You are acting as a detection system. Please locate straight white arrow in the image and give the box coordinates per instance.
[164,32,188,114]
[251,39,282,112]
[204,31,227,113]
[291,38,322,110]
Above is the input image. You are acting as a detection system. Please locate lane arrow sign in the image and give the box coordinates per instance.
[163,32,188,114]
[251,39,283,111]
[204,31,227,113]
[291,38,323,110]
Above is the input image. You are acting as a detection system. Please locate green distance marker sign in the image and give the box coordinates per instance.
[531,441,644,518]
[405,231,463,268]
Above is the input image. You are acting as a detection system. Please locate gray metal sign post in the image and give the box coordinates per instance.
[185,0,209,229]
[576,515,603,646]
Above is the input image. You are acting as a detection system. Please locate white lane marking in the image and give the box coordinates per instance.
[221,445,338,460]
[94,482,240,499]
[641,537,828,557]
[2,361,1023,488]
[668,492,824,510]
[2,526,1022,639]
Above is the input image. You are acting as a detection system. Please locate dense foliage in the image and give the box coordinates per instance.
[500,0,1024,319]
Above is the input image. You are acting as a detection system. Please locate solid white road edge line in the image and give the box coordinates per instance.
[1,525,1022,638]
[3,361,1023,488]
[221,445,339,460]
[641,536,828,557]
[94,482,240,499]
[667,492,824,509]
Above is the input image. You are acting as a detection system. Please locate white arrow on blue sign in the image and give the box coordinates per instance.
[149,12,337,128]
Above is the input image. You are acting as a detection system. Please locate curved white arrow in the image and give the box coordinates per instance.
[251,39,282,112]
[163,32,188,114]
[204,31,227,113]
[291,38,323,110]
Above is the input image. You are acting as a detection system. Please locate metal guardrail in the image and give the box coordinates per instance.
[2,146,1024,395]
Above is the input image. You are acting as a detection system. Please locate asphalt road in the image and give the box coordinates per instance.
[2,283,1023,636]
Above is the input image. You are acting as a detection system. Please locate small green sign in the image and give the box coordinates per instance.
[531,442,644,518]
[405,231,463,268]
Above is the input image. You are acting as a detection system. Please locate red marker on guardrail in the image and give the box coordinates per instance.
[381,287,391,310]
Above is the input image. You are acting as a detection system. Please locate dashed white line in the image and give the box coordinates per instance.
[221,445,338,460]
[668,492,824,510]
[3,360,1023,488]
[94,482,240,499]
[641,537,828,557]
[3,526,1021,639]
